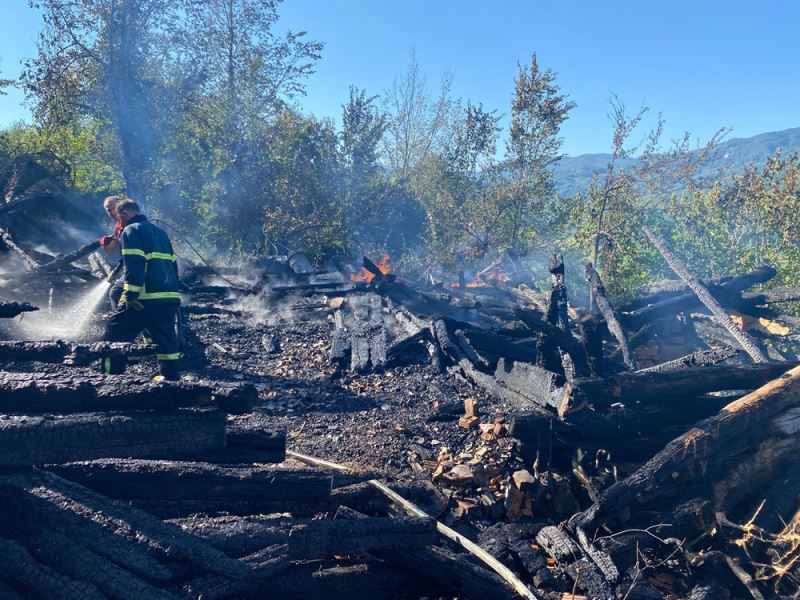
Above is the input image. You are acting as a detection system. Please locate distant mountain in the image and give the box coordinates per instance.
[553,127,800,196]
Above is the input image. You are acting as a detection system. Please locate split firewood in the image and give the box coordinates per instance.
[642,227,768,363]
[0,371,255,414]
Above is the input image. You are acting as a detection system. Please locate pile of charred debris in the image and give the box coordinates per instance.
[2,157,800,599]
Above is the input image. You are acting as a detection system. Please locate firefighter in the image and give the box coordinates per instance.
[99,195,125,308]
[102,199,182,380]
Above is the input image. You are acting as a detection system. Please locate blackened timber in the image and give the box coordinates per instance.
[0,240,102,290]
[0,371,255,414]
[0,410,226,467]
[330,307,350,366]
[548,253,575,378]
[349,293,387,372]
[49,459,332,518]
[514,307,590,377]
[635,346,738,374]
[225,416,286,463]
[169,515,297,557]
[0,228,40,270]
[0,536,106,600]
[494,358,563,409]
[570,364,800,532]
[287,516,437,558]
[0,300,38,319]
[557,362,796,416]
[0,522,175,600]
[622,265,776,329]
[0,341,157,364]
[335,507,519,600]
[740,285,800,310]
[586,262,634,369]
[460,329,538,363]
[16,470,250,579]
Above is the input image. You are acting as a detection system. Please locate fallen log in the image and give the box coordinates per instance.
[586,262,634,369]
[0,371,255,414]
[287,516,437,558]
[335,506,519,600]
[494,358,563,409]
[0,410,226,468]
[0,341,158,364]
[349,293,387,372]
[641,228,769,363]
[622,266,776,326]
[0,239,102,289]
[556,362,796,416]
[170,515,298,557]
[0,469,250,580]
[0,228,40,270]
[0,300,38,319]
[514,307,590,377]
[48,459,332,518]
[570,364,800,532]
[635,346,738,374]
[225,416,286,463]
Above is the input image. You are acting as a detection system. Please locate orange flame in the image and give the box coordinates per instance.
[351,253,391,282]
[451,266,510,288]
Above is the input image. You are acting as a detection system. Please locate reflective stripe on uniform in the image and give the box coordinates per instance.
[103,357,111,374]
[139,291,181,300]
[146,252,176,261]
[123,283,142,292]
[157,353,181,360]
[121,248,146,257]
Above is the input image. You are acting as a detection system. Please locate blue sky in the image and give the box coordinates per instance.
[1,0,798,155]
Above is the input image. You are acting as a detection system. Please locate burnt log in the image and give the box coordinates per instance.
[49,459,332,517]
[169,515,298,557]
[556,362,796,417]
[494,358,563,409]
[570,364,800,532]
[0,536,105,600]
[0,228,40,270]
[0,371,255,414]
[0,340,157,364]
[0,176,61,216]
[635,346,738,374]
[586,262,634,369]
[174,544,291,600]
[461,328,538,363]
[335,506,519,600]
[0,300,38,319]
[643,226,767,362]
[350,293,387,372]
[740,285,800,309]
[0,240,102,290]
[0,469,250,580]
[0,521,175,600]
[0,410,226,467]
[514,307,590,377]
[287,516,437,558]
[622,266,776,325]
[225,416,286,463]
[330,307,351,366]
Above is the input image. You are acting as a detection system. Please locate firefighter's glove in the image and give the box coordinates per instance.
[99,235,114,247]
[124,300,144,312]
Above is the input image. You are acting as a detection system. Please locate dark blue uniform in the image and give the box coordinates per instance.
[102,214,182,379]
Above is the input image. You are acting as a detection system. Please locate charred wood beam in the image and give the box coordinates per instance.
[0,240,101,290]
[460,329,538,364]
[287,516,437,559]
[170,515,298,558]
[557,362,796,417]
[0,536,105,600]
[49,459,333,518]
[0,410,226,468]
[739,285,800,310]
[514,307,591,377]
[225,416,286,463]
[622,265,776,329]
[586,262,634,369]
[0,300,38,319]
[335,506,519,600]
[0,228,40,270]
[547,253,577,378]
[494,358,563,409]
[0,371,255,414]
[570,363,800,532]
[642,226,768,362]
[0,341,157,364]
[635,346,738,374]
[0,176,61,216]
[0,469,250,580]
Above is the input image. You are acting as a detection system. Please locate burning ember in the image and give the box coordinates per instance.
[452,266,511,288]
[351,253,391,282]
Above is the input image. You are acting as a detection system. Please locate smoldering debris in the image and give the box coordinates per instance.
[3,165,800,598]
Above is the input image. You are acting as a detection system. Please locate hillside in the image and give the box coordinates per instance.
[553,126,800,195]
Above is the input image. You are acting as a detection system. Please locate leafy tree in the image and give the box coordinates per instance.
[503,54,575,250]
